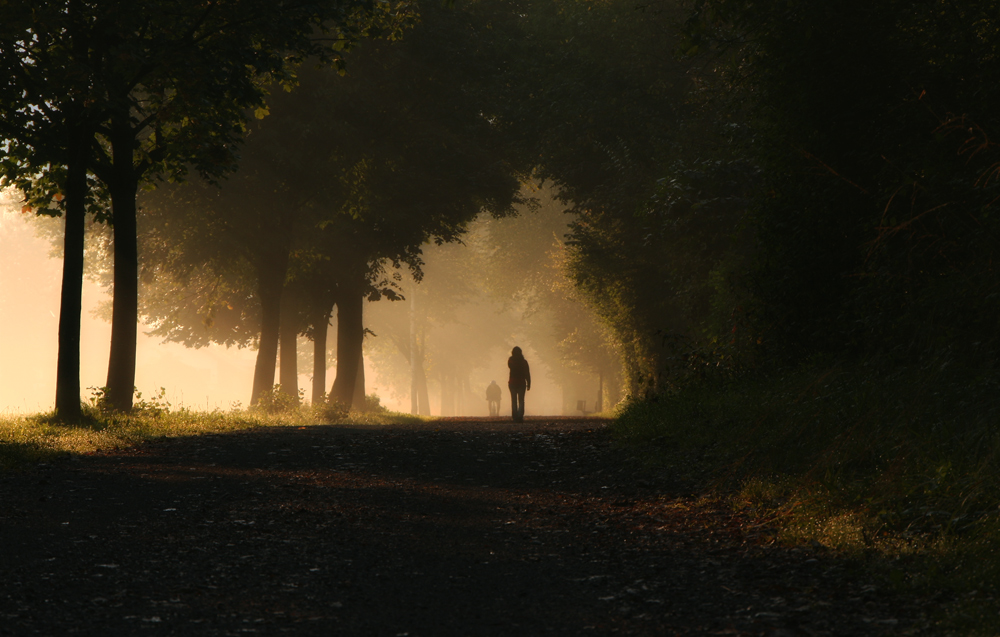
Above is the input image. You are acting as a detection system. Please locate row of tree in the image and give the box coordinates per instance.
[0,0,411,418]
[464,0,1000,396]
[682,0,1000,373]
[131,2,627,414]
[4,0,686,414]
[135,7,530,409]
[19,0,984,412]
[126,1,628,414]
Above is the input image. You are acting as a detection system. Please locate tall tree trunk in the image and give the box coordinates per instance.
[251,261,286,405]
[439,372,446,416]
[352,350,366,410]
[330,280,363,409]
[54,127,89,420]
[409,286,418,414]
[278,287,299,403]
[441,370,454,416]
[406,285,430,415]
[105,117,139,413]
[311,302,333,405]
[596,369,604,412]
[416,357,430,416]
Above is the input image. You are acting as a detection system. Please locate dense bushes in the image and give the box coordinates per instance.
[553,1,1000,393]
[613,355,1000,629]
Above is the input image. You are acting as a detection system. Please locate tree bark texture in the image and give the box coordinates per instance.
[251,259,287,405]
[105,118,140,413]
[311,304,333,405]
[278,288,299,403]
[330,283,363,410]
[54,128,89,420]
[352,350,366,410]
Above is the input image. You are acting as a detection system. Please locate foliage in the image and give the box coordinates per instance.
[613,356,1000,633]
[463,0,747,396]
[482,0,1000,394]
[316,397,350,422]
[135,2,530,407]
[89,385,172,417]
[313,392,387,422]
[251,385,306,415]
[361,393,389,414]
[679,0,1000,366]
[0,0,416,413]
[565,158,751,396]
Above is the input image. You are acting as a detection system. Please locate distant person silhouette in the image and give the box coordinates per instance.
[486,380,502,416]
[507,346,531,423]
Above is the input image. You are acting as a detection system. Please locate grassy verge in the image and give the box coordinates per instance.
[612,360,1000,635]
[0,401,426,472]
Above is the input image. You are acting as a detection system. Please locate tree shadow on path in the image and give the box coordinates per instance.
[0,419,928,635]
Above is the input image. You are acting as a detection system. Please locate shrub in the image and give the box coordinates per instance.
[251,385,304,414]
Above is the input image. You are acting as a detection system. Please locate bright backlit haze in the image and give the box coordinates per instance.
[0,190,608,416]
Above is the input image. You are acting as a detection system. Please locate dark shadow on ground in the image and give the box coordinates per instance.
[0,419,927,635]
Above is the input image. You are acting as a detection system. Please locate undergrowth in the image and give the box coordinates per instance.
[0,388,424,472]
[612,359,1000,634]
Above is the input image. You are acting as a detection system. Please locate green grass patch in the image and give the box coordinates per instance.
[0,395,426,472]
[612,360,1000,634]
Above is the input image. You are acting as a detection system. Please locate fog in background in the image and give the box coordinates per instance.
[0,188,614,416]
[0,190,261,412]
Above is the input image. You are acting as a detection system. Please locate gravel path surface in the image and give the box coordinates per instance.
[1,418,929,635]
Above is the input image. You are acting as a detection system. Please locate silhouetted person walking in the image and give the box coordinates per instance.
[486,380,502,416]
[507,346,530,423]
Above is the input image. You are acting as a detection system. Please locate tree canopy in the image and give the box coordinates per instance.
[136,1,529,408]
[8,0,1000,417]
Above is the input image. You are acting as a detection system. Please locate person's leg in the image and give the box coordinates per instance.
[509,388,519,420]
[516,386,526,421]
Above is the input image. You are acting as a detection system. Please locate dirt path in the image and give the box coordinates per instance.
[1,418,928,635]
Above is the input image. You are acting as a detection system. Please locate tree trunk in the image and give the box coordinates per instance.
[311,303,333,405]
[440,370,454,416]
[409,286,418,414]
[330,279,364,409]
[278,288,299,403]
[105,117,140,413]
[405,286,431,415]
[352,350,366,410]
[416,359,430,416]
[251,262,286,405]
[596,369,604,412]
[54,128,89,420]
